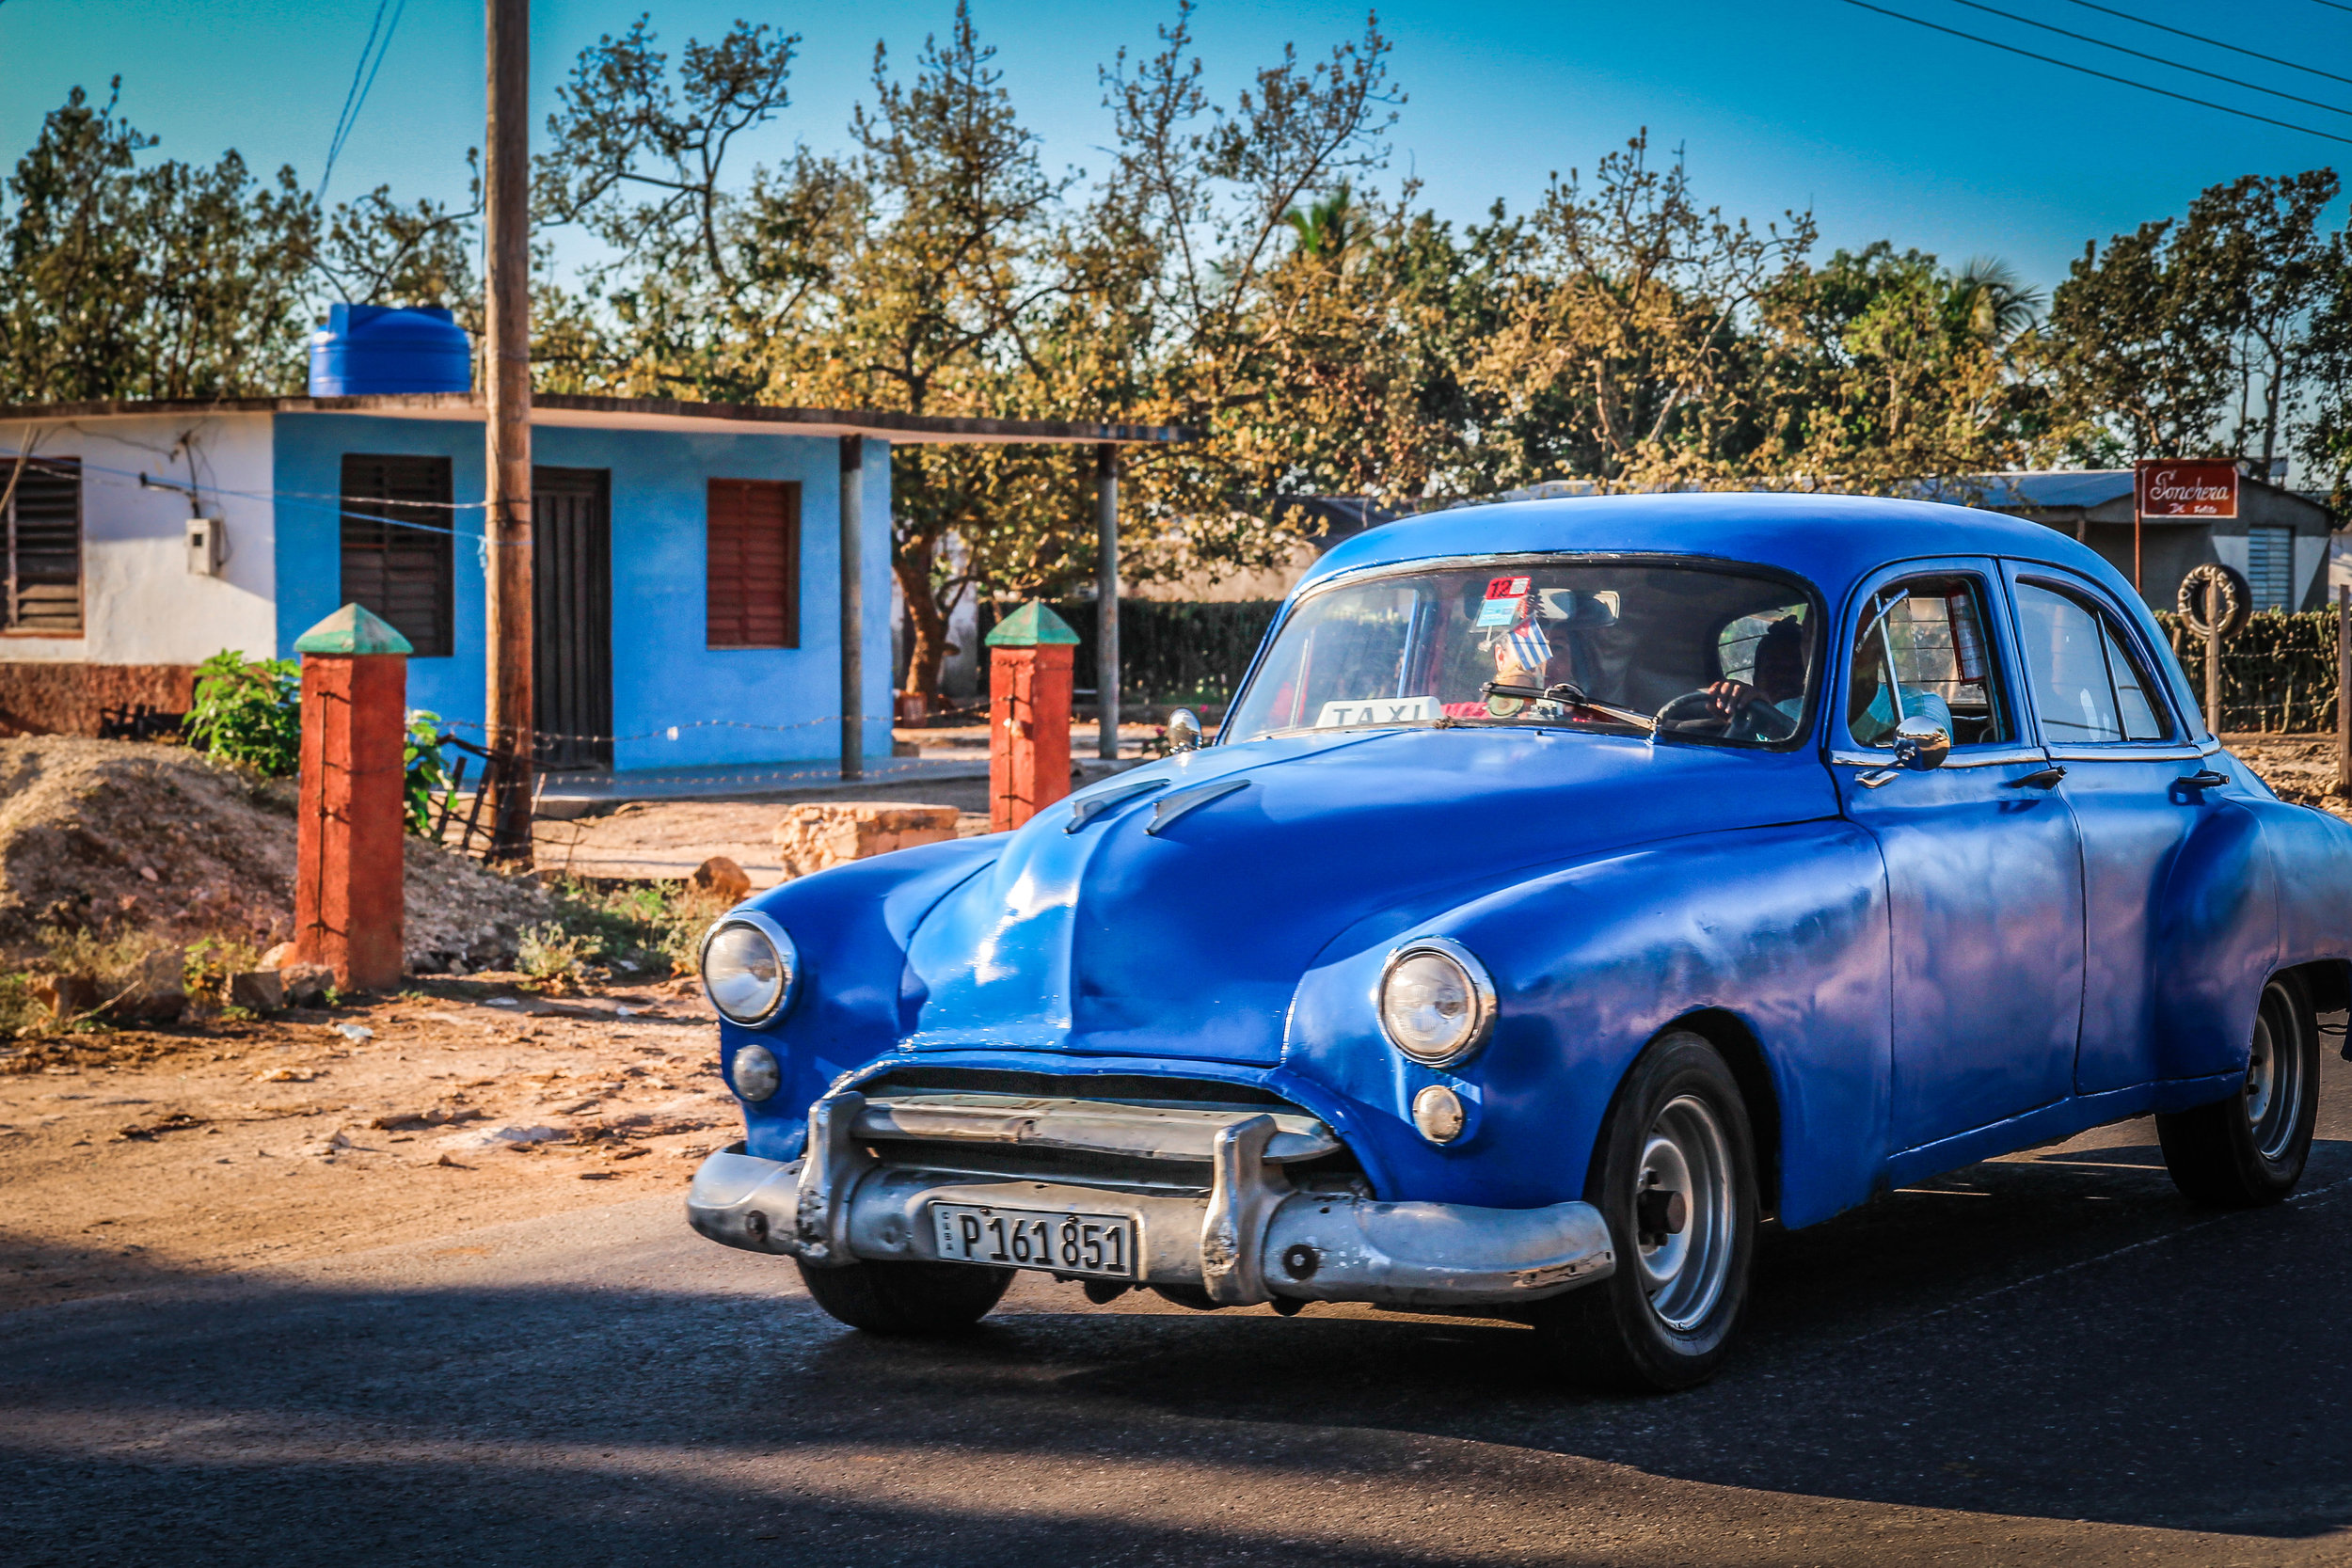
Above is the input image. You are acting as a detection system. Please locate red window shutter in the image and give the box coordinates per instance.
[707,480,800,648]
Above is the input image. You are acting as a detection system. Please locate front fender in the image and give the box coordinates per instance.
[719,834,1005,1162]
[1281,820,1890,1229]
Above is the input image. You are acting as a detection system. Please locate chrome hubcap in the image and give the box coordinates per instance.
[2246,980,2304,1163]
[1633,1095,1736,1332]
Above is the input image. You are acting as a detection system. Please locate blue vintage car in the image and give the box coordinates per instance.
[687,493,2352,1389]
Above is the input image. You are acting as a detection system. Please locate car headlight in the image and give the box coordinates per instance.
[698,911,797,1026]
[729,1042,781,1101]
[1377,938,1495,1066]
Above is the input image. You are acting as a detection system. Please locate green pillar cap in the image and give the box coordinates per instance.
[294,603,414,656]
[984,600,1081,648]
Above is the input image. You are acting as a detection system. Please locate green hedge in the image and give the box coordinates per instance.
[1044,598,1284,707]
[2156,610,2341,734]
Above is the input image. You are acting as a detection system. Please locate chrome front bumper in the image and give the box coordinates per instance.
[687,1089,1615,1309]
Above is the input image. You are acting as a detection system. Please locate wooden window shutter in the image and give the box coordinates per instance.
[3,456,84,635]
[340,454,454,656]
[706,479,800,648]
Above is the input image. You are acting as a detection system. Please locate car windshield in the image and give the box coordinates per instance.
[1225,558,1820,747]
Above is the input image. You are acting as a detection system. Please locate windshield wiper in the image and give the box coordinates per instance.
[1480,680,1659,734]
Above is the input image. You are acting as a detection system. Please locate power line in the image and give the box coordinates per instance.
[1945,0,2352,118]
[2060,0,2352,90]
[318,0,407,202]
[1838,0,2352,146]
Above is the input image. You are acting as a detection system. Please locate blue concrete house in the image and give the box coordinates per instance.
[0,389,1175,777]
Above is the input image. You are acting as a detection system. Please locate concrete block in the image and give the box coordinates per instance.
[771,802,961,879]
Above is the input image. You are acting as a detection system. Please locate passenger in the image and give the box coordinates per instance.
[1847,657,1954,747]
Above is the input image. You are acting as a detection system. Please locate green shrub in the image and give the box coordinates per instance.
[404,711,449,836]
[516,922,600,993]
[543,878,725,978]
[183,650,300,776]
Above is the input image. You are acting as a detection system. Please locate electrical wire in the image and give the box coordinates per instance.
[318,0,408,202]
[2061,0,2352,90]
[1944,0,2352,119]
[1838,0,2352,146]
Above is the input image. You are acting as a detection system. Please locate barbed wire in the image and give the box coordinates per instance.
[432,713,905,745]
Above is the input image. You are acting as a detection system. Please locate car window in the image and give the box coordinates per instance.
[2014,581,2174,745]
[1224,561,1820,746]
[1845,575,2012,749]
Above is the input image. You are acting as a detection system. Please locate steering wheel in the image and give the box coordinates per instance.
[1654,689,1799,740]
[1654,690,1735,735]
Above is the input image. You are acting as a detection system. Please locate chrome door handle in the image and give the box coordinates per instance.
[1856,768,1900,789]
[2014,765,2067,789]
[2181,769,2229,790]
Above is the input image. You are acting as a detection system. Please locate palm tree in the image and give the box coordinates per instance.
[1948,256,2044,343]
[1282,182,1362,261]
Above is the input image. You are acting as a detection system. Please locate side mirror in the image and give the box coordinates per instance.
[1892,716,1949,771]
[1166,708,1204,753]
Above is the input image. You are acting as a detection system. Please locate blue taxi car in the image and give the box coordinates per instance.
[686,493,2352,1389]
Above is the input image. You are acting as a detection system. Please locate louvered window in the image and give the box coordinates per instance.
[2246,525,2295,611]
[2,457,84,635]
[341,454,453,657]
[706,479,800,648]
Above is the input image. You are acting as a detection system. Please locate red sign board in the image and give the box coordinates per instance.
[2136,460,2240,519]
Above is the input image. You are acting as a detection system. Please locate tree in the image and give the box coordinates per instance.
[2043,170,2342,468]
[0,79,480,405]
[2170,170,2340,469]
[1464,133,1814,491]
[0,81,317,402]
[1749,244,2044,489]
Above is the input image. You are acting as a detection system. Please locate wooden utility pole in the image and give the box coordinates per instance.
[2205,578,2223,738]
[481,0,533,863]
[840,435,864,782]
[1095,444,1120,760]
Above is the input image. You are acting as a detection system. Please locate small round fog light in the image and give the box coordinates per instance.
[1411,1084,1467,1145]
[730,1042,781,1101]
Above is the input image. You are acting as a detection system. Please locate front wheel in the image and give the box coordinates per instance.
[795,1257,1013,1336]
[2157,974,2318,1207]
[1532,1030,1759,1391]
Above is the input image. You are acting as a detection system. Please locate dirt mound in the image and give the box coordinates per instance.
[0,737,549,973]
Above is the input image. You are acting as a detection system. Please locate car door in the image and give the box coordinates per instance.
[2002,565,2223,1096]
[1831,561,2088,1151]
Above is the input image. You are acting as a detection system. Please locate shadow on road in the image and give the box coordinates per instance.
[9,1130,2352,1562]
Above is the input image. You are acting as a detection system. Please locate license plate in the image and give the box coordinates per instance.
[930,1203,1137,1278]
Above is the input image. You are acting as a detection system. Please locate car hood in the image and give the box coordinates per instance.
[898,725,1838,1065]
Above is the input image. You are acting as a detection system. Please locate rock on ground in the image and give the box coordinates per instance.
[0,737,548,972]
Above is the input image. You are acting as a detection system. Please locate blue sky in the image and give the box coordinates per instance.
[4,0,2348,293]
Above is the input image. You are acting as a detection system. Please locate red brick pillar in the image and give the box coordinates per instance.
[292,605,412,991]
[986,601,1079,831]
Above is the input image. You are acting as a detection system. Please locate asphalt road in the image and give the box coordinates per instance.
[12,1037,2352,1567]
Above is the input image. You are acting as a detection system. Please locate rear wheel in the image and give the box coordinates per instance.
[2158,974,2317,1207]
[1533,1030,1759,1391]
[796,1257,1013,1336]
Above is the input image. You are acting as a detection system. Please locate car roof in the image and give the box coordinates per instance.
[1296,491,2128,610]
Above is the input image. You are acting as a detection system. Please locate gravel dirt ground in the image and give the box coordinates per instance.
[0,978,729,1314]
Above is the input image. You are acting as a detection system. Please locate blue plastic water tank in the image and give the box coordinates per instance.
[308,304,472,396]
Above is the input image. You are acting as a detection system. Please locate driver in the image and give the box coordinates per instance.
[1703,617,1809,739]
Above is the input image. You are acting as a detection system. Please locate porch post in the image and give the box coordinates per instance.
[840,435,864,783]
[1095,443,1120,761]
[2336,584,2349,796]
